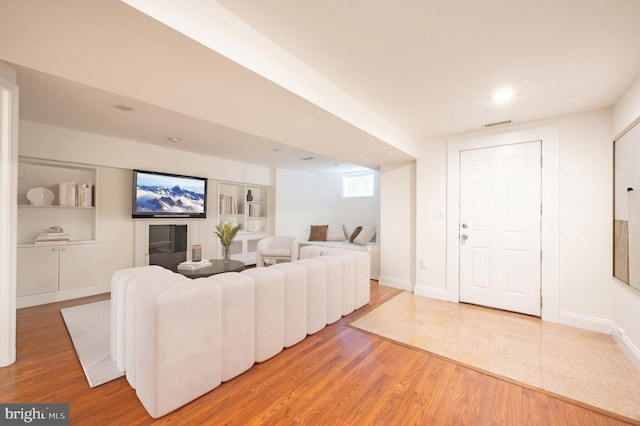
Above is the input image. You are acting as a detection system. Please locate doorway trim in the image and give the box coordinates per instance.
[446,125,560,323]
[0,71,18,367]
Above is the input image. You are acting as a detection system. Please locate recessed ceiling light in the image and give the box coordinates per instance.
[492,87,517,105]
[168,137,182,143]
[114,104,134,112]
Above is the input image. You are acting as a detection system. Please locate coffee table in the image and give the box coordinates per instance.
[177,259,245,278]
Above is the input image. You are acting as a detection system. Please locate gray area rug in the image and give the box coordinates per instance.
[61,300,124,388]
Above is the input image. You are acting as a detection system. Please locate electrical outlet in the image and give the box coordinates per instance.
[420,258,428,268]
[433,208,445,218]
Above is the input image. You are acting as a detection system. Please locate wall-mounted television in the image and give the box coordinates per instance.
[132,170,208,218]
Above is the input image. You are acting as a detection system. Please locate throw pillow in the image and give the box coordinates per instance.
[326,224,347,241]
[349,226,363,243]
[309,225,328,241]
[353,226,376,245]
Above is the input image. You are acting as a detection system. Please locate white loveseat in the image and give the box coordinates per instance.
[110,248,370,418]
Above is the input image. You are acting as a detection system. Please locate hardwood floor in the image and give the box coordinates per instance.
[1,283,637,425]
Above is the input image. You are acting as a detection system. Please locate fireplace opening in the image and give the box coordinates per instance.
[148,224,187,272]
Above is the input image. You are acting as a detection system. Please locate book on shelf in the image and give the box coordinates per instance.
[35,231,71,244]
[35,237,70,244]
[58,182,93,207]
[35,239,70,244]
[219,194,237,215]
[37,232,71,238]
[177,260,212,270]
[248,203,262,217]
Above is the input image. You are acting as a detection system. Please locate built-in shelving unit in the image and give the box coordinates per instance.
[17,157,97,244]
[16,157,100,306]
[218,181,269,265]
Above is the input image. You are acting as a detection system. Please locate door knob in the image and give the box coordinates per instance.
[461,234,469,241]
[461,223,468,229]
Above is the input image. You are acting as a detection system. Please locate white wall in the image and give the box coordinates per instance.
[414,140,447,296]
[413,109,614,331]
[18,120,273,288]
[379,162,415,290]
[612,73,640,365]
[614,75,640,137]
[274,168,379,240]
[18,121,272,185]
[557,110,613,325]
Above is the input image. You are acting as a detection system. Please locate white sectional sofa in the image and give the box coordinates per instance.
[111,248,370,418]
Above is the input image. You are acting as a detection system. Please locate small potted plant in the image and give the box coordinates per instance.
[215,222,241,263]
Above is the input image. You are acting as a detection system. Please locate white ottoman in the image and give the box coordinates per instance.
[135,278,222,418]
[295,259,328,334]
[271,262,308,347]
[242,268,285,362]
[207,272,256,382]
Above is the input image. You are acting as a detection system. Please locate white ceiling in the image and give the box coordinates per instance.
[2,0,640,172]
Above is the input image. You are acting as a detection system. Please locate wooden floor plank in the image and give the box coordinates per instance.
[0,283,637,425]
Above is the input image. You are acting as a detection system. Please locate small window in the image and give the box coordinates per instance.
[343,171,374,197]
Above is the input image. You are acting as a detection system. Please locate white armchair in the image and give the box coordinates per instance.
[256,236,298,267]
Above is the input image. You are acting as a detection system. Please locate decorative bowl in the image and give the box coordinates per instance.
[26,187,55,206]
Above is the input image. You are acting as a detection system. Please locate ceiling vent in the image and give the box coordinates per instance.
[484,120,512,128]
[114,104,134,112]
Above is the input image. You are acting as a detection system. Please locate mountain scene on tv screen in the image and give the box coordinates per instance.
[136,184,205,214]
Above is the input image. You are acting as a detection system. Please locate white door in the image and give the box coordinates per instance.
[459,141,541,316]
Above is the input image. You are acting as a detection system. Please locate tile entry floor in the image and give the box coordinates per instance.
[351,291,640,422]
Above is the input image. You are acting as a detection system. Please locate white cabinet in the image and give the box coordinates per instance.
[16,245,59,296]
[59,243,100,290]
[17,243,99,297]
[218,182,269,265]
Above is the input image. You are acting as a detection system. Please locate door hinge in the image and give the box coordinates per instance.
[540,155,543,167]
[540,250,543,261]
[540,297,543,308]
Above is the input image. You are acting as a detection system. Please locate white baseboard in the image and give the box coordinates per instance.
[560,310,640,372]
[611,325,640,373]
[17,282,111,308]
[378,276,411,291]
[558,310,615,334]
[413,284,451,301]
